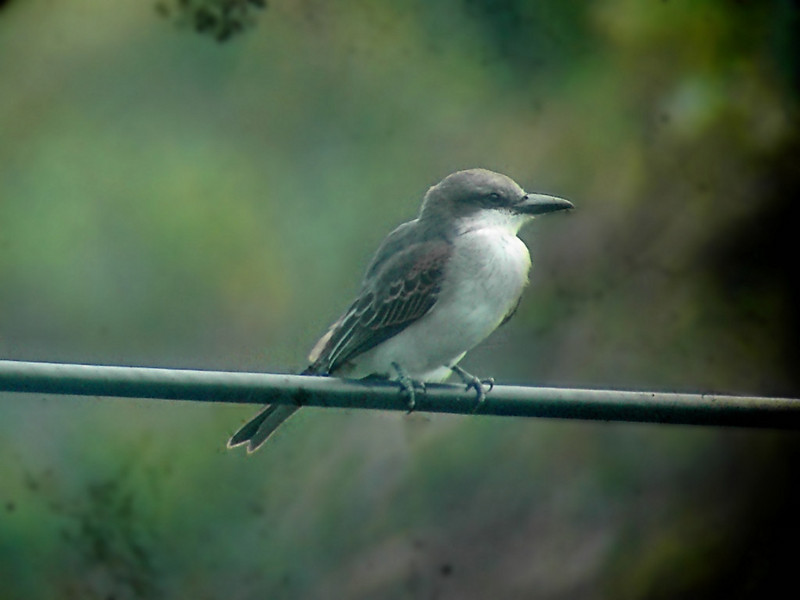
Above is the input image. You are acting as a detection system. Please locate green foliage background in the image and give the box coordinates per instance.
[1,1,798,598]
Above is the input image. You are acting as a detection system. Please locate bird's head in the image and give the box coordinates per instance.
[419,168,573,233]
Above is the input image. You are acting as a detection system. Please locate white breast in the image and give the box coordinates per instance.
[435,227,531,348]
[347,226,532,381]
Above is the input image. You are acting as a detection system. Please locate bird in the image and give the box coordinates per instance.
[228,168,573,452]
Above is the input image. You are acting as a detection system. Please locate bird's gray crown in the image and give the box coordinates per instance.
[419,168,527,221]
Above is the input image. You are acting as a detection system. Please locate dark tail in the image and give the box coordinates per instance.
[227,364,324,453]
[227,404,300,453]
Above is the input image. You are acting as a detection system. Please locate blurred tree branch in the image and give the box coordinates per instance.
[154,0,267,42]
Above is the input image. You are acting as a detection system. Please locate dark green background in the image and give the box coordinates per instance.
[1,1,798,598]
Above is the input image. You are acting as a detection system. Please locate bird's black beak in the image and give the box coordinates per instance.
[516,193,574,216]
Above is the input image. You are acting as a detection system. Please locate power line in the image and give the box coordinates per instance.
[1,359,798,430]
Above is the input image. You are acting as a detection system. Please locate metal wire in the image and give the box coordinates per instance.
[1,359,799,429]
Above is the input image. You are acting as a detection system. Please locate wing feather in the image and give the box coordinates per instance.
[306,238,451,374]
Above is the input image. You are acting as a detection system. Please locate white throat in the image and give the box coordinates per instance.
[454,208,533,236]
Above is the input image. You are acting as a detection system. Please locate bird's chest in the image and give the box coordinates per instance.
[348,228,532,380]
[440,229,531,336]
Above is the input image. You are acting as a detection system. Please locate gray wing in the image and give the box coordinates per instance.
[228,223,451,453]
[306,232,451,375]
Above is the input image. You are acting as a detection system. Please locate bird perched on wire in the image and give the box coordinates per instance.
[228,168,573,452]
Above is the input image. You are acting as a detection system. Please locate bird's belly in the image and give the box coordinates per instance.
[346,229,531,381]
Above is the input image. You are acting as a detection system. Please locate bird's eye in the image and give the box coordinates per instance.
[487,192,502,203]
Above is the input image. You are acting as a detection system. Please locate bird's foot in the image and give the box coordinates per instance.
[451,365,494,413]
[391,362,425,412]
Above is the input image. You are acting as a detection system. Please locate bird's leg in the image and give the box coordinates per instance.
[451,365,494,413]
[391,362,425,412]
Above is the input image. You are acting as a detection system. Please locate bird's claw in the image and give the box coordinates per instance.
[392,362,425,413]
[466,378,492,413]
[451,366,494,413]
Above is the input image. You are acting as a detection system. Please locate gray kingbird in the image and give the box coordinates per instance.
[228,168,573,452]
